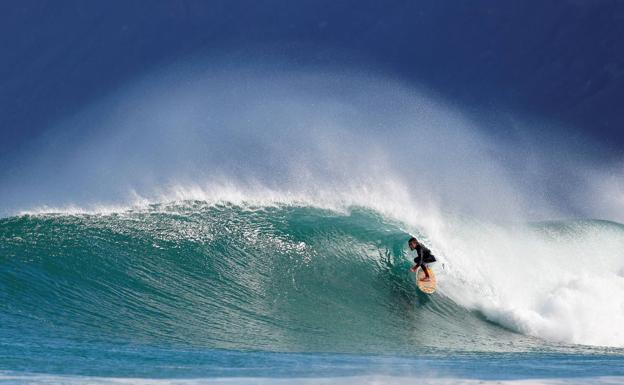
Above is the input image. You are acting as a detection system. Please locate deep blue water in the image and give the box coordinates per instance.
[4,342,624,380]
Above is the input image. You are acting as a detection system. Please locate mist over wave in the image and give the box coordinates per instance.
[2,57,622,222]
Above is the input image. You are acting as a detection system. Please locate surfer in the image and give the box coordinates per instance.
[408,237,436,282]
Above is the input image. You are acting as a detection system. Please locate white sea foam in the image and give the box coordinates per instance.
[426,215,624,347]
[0,373,622,385]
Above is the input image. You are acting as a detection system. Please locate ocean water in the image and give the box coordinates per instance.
[1,201,623,384]
[3,1,624,382]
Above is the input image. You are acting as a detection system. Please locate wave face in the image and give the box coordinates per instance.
[1,201,542,354]
[2,201,623,354]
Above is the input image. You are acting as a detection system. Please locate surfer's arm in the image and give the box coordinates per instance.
[414,248,424,265]
[410,249,424,272]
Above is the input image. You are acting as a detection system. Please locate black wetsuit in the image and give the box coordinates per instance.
[413,243,436,266]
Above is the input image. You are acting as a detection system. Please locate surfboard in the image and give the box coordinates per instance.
[416,267,436,294]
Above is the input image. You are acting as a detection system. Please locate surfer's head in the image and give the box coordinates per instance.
[408,237,419,250]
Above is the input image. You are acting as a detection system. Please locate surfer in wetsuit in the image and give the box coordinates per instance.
[408,237,436,282]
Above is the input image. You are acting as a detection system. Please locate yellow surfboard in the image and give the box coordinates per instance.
[416,267,436,294]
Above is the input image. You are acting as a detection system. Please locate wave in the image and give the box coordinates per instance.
[2,199,623,352]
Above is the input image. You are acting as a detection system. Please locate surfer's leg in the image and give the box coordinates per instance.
[421,264,431,279]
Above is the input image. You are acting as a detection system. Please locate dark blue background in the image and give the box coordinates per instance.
[2,0,624,160]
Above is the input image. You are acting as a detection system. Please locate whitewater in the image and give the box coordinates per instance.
[1,62,624,384]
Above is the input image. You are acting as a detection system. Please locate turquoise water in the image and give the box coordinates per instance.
[1,202,623,383]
